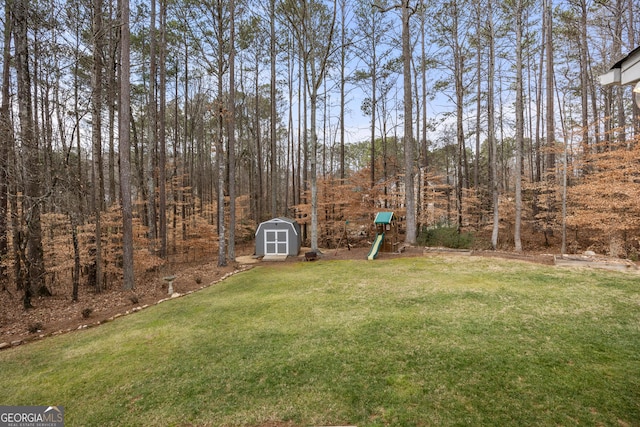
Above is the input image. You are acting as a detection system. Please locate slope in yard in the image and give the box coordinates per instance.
[0,256,639,427]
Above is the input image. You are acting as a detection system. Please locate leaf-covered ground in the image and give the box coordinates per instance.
[0,257,239,346]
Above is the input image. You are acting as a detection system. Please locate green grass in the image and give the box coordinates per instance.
[1,256,639,426]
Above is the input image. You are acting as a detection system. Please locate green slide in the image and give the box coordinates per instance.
[367,233,384,260]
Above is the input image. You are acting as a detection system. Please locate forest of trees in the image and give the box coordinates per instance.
[0,0,639,307]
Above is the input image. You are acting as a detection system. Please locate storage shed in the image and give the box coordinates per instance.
[255,217,301,257]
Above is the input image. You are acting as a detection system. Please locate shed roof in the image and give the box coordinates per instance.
[255,217,299,236]
[374,212,395,224]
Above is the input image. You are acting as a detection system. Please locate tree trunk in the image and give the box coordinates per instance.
[216,0,226,267]
[613,0,625,145]
[228,0,236,261]
[182,42,189,241]
[370,31,377,190]
[270,0,278,218]
[339,0,347,181]
[514,0,524,252]
[67,213,79,301]
[254,50,263,223]
[488,0,499,250]
[309,59,318,250]
[0,1,11,289]
[92,0,104,292]
[172,62,179,254]
[453,0,465,232]
[120,0,135,290]
[420,0,428,173]
[147,0,158,248]
[288,34,297,210]
[107,0,118,206]
[402,0,416,244]
[158,0,167,259]
[535,7,544,182]
[578,0,590,157]
[14,0,47,307]
[474,0,482,192]
[544,0,555,172]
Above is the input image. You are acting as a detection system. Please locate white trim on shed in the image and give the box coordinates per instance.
[255,217,301,257]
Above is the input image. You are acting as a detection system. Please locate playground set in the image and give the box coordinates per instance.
[367,212,399,260]
[252,212,400,261]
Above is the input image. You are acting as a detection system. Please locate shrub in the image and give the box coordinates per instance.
[418,225,474,249]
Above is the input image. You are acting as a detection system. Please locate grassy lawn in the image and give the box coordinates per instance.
[1,256,639,426]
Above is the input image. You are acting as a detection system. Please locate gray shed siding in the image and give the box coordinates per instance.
[255,218,301,256]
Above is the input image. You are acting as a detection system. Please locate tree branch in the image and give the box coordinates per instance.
[373,1,416,15]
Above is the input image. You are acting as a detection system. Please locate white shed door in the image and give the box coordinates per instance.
[265,229,288,255]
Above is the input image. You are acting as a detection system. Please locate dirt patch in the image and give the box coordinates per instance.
[469,250,556,265]
[554,254,640,273]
